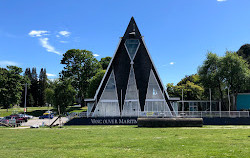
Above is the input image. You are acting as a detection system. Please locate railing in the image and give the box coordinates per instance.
[68,111,249,119]
[67,112,87,120]
[176,111,249,118]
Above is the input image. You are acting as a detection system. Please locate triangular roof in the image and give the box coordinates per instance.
[91,17,175,113]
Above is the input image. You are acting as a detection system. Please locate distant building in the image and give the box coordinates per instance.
[85,17,179,117]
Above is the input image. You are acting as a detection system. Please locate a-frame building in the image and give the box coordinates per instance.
[87,17,178,117]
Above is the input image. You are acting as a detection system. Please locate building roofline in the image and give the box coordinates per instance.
[93,38,122,100]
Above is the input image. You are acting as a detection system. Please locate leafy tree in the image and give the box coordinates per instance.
[87,70,106,98]
[38,68,47,106]
[237,44,250,65]
[45,88,54,106]
[177,74,201,86]
[47,79,58,90]
[0,68,8,109]
[60,49,101,106]
[220,51,250,109]
[100,57,111,70]
[167,74,204,100]
[198,52,225,105]
[54,79,76,113]
[45,79,59,106]
[0,66,23,111]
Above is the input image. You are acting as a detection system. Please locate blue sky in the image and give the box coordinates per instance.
[1,0,250,85]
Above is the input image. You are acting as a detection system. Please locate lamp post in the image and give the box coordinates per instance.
[182,89,184,112]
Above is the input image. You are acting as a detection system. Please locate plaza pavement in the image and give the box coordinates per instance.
[22,117,69,127]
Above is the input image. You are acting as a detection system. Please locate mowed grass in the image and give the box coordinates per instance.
[0,126,250,158]
[0,107,53,117]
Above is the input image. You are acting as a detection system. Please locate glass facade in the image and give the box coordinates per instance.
[122,66,140,116]
[125,39,140,60]
[145,70,172,116]
[93,71,120,117]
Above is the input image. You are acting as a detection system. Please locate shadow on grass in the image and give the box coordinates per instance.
[66,106,87,113]
[25,110,54,117]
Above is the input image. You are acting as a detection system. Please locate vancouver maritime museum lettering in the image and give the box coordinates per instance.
[91,118,137,125]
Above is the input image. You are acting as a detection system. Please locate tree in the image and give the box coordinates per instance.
[0,66,23,111]
[167,74,204,100]
[198,51,250,110]
[20,68,32,107]
[237,44,250,65]
[45,79,58,106]
[198,52,225,106]
[220,51,250,109]
[100,57,111,70]
[31,68,38,106]
[0,68,8,109]
[38,68,47,106]
[177,74,201,86]
[87,70,106,98]
[45,88,54,106]
[54,79,76,113]
[60,49,101,106]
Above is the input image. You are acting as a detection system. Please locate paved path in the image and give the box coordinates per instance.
[22,117,69,127]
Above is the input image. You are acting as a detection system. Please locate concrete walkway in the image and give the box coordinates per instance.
[21,117,69,127]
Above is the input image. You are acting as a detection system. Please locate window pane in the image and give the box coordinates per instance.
[146,70,164,99]
[100,71,118,100]
[125,39,140,60]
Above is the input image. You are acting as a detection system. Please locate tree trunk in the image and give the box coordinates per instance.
[80,94,85,107]
[218,82,226,110]
[234,91,238,110]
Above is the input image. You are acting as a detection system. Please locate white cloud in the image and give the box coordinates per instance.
[46,73,57,77]
[0,60,19,66]
[170,62,174,65]
[28,30,49,37]
[56,35,60,38]
[59,31,70,37]
[217,0,227,2]
[39,38,61,55]
[93,54,100,57]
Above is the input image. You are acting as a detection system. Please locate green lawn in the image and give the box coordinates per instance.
[0,107,53,117]
[66,106,87,113]
[0,126,249,158]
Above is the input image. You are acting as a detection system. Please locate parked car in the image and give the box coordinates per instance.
[0,116,11,124]
[10,114,28,122]
[39,114,53,119]
[19,114,33,119]
[44,110,53,115]
[9,115,27,123]
[1,116,23,125]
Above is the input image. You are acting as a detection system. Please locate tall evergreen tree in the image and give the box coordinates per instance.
[38,68,47,106]
[31,67,38,106]
[20,68,32,107]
